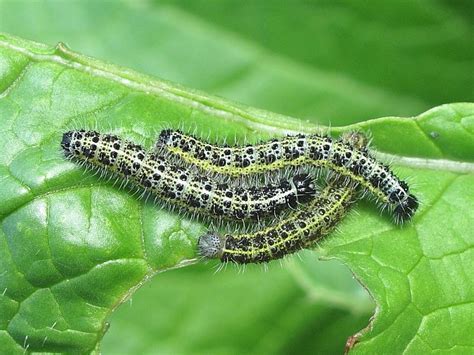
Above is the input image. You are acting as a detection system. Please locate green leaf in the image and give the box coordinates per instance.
[102,257,373,355]
[3,0,466,126]
[324,126,474,352]
[168,0,474,111]
[3,0,472,126]
[0,29,472,355]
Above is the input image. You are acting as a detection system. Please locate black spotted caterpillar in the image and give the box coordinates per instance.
[61,130,316,221]
[198,179,356,264]
[157,129,418,223]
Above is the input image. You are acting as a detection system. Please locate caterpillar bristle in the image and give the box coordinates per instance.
[61,130,317,225]
[157,128,417,223]
[393,193,419,224]
[198,179,358,264]
[63,124,418,267]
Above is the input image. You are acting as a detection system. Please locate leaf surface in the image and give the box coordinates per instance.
[2,0,455,125]
[0,33,472,354]
[169,0,474,111]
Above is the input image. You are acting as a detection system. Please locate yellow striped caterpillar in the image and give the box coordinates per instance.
[156,130,418,223]
[198,179,356,264]
[197,132,366,264]
[61,130,316,221]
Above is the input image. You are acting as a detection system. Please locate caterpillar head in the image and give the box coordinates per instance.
[198,233,225,259]
[61,131,74,156]
[157,129,173,144]
[61,130,91,158]
[388,180,419,223]
[394,193,419,223]
[61,130,102,161]
[293,174,317,203]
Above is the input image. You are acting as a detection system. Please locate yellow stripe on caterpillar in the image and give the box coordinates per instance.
[61,130,317,222]
[157,129,418,223]
[198,179,356,264]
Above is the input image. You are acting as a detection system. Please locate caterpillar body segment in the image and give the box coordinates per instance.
[157,129,418,222]
[61,130,317,221]
[198,180,357,264]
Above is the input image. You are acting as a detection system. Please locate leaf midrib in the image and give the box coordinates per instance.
[374,153,474,173]
[0,38,305,133]
[1,36,473,176]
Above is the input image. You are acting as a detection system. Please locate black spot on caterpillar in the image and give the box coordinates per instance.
[156,129,418,223]
[61,130,317,221]
[198,179,357,264]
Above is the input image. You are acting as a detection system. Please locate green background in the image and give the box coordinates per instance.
[0,1,472,354]
[2,0,473,124]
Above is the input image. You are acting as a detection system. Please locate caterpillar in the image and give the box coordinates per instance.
[198,179,357,264]
[156,129,418,223]
[60,130,316,221]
